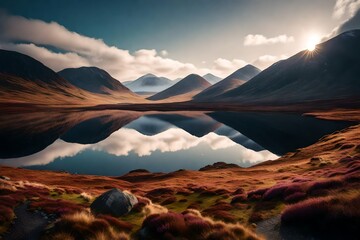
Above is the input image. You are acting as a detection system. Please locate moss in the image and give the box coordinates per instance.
[118,211,144,233]
[50,193,91,205]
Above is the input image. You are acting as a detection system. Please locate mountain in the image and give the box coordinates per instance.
[194,64,261,101]
[208,111,354,155]
[58,67,131,95]
[213,30,360,104]
[202,73,222,84]
[0,49,94,104]
[124,74,174,93]
[148,74,211,101]
[0,49,69,86]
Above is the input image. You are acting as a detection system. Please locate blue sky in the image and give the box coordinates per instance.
[0,0,357,80]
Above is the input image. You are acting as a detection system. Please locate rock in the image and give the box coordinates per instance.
[0,176,10,181]
[309,157,322,164]
[199,162,240,171]
[90,188,138,217]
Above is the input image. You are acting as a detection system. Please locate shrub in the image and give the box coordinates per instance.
[281,194,360,237]
[307,179,343,194]
[139,210,262,240]
[161,196,177,205]
[232,188,245,195]
[30,198,84,216]
[262,185,288,200]
[284,192,306,203]
[247,188,268,201]
[231,194,247,204]
[43,212,130,240]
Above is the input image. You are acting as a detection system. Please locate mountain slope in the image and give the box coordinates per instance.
[0,49,143,105]
[202,73,222,85]
[214,30,360,104]
[124,74,174,93]
[148,74,211,101]
[194,65,260,101]
[0,49,93,104]
[0,49,68,86]
[58,67,131,95]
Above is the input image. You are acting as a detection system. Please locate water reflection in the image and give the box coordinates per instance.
[0,110,354,175]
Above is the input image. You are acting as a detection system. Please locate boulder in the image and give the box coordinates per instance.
[0,176,10,181]
[90,188,138,217]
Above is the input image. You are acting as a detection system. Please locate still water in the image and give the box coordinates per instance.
[0,110,354,176]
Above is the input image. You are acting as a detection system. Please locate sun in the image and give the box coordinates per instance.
[306,34,321,51]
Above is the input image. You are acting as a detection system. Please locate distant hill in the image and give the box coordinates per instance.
[202,73,222,84]
[0,49,142,104]
[0,49,89,104]
[58,67,130,95]
[194,65,260,101]
[213,30,360,104]
[148,74,211,101]
[124,74,174,93]
[0,49,68,86]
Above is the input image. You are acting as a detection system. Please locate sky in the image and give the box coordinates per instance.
[0,0,359,81]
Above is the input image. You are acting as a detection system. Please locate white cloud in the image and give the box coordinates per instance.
[323,0,360,40]
[0,13,249,81]
[0,140,87,167]
[244,34,294,46]
[333,0,360,19]
[160,50,168,56]
[252,54,288,69]
[213,58,248,71]
[0,128,277,167]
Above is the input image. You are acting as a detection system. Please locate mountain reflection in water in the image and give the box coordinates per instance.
[0,110,354,175]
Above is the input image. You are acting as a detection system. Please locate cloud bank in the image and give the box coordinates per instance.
[333,0,360,19]
[0,12,255,80]
[324,1,360,39]
[243,34,294,46]
[0,128,278,167]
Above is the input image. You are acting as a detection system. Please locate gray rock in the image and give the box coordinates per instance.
[0,176,10,181]
[90,188,138,217]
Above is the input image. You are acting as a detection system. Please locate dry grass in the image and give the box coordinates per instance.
[139,209,262,240]
[43,211,131,240]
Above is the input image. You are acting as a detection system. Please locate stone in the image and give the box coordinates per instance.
[90,188,138,217]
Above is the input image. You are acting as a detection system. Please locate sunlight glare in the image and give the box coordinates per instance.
[306,34,321,51]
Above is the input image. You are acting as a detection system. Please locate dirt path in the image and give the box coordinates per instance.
[3,202,48,240]
[256,215,313,240]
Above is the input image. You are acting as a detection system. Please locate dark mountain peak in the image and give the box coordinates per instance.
[213,29,360,104]
[0,49,65,84]
[225,64,261,81]
[181,74,208,83]
[125,73,173,93]
[203,73,217,77]
[141,73,157,78]
[58,66,129,94]
[148,74,210,100]
[192,65,260,101]
[202,73,222,84]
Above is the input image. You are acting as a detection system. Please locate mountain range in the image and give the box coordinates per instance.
[202,73,222,84]
[194,64,260,101]
[0,30,359,107]
[124,74,175,94]
[148,74,211,101]
[58,67,130,95]
[211,30,360,104]
[0,50,142,104]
